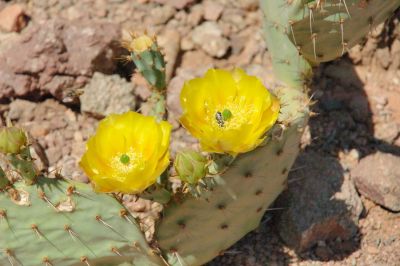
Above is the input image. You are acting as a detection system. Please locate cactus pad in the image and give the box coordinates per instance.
[0,177,165,266]
[156,87,309,266]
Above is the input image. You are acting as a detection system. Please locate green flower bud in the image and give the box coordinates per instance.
[0,127,27,154]
[174,151,208,185]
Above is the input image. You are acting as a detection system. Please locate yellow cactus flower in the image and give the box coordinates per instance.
[180,68,280,155]
[79,111,171,194]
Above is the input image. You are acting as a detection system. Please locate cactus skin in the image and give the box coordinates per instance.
[8,147,38,185]
[127,35,167,120]
[261,0,400,88]
[157,89,309,266]
[287,0,400,63]
[0,177,165,266]
[130,44,166,91]
[0,166,9,189]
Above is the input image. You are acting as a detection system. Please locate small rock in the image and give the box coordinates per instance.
[191,21,230,58]
[390,39,400,70]
[158,30,181,82]
[0,4,29,32]
[233,0,259,10]
[187,4,203,26]
[276,152,363,251]
[338,149,360,171]
[351,151,400,212]
[167,76,185,129]
[181,36,195,51]
[374,122,399,144]
[203,0,223,21]
[153,0,196,9]
[149,5,175,25]
[376,47,391,69]
[181,50,214,70]
[80,72,136,117]
[220,8,248,34]
[129,198,148,212]
[132,73,151,100]
[7,99,36,121]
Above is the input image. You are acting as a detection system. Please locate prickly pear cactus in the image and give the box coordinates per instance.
[155,1,400,265]
[0,177,165,266]
[261,0,400,88]
[1,1,399,266]
[157,90,308,266]
[0,127,165,266]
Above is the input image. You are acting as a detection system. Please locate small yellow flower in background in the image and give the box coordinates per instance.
[180,68,280,156]
[79,111,171,194]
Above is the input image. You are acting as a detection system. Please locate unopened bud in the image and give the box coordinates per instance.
[0,127,27,154]
[174,151,208,184]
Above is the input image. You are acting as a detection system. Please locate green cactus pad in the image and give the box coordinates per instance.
[156,87,308,266]
[261,0,400,88]
[0,177,165,266]
[287,0,400,63]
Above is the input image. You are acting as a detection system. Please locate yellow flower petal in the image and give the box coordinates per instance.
[79,111,172,194]
[179,68,280,155]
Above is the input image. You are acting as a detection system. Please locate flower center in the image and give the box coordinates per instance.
[215,109,233,127]
[209,99,255,130]
[111,149,144,174]
[120,154,130,165]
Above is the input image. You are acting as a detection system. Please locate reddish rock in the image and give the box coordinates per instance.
[351,152,400,212]
[276,152,363,251]
[0,19,121,101]
[0,4,29,32]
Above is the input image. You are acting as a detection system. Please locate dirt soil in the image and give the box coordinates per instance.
[0,0,399,265]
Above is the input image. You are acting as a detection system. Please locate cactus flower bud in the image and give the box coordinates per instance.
[174,151,208,185]
[129,35,154,53]
[122,33,166,90]
[0,127,27,154]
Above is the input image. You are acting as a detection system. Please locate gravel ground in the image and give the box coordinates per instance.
[0,1,399,265]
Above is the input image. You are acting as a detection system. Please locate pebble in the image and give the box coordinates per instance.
[191,21,230,58]
[0,4,29,32]
[203,0,224,21]
[351,151,400,212]
[80,72,136,117]
[276,152,363,251]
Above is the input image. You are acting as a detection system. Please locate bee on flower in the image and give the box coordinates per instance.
[79,111,171,194]
[180,68,280,156]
